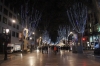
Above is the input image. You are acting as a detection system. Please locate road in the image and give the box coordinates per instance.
[0,49,100,66]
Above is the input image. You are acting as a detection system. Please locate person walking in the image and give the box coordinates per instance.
[54,46,57,55]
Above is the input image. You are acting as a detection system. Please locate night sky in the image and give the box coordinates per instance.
[5,0,92,42]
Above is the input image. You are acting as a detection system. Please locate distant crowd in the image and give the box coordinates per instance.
[38,45,70,54]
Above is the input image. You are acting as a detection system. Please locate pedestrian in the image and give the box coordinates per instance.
[54,46,57,55]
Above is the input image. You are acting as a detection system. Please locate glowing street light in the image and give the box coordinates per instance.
[40,37,41,38]
[32,32,35,35]
[4,28,10,60]
[39,37,42,47]
[30,37,32,40]
[70,32,73,34]
[12,19,16,23]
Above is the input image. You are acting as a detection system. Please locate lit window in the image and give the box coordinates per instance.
[98,27,100,32]
[3,29,6,33]
[90,29,92,32]
[90,23,91,27]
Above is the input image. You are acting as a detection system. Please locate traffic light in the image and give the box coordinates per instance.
[82,37,85,41]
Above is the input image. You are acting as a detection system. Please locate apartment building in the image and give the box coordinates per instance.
[0,0,22,44]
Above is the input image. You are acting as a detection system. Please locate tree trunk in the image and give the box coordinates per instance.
[77,33,83,53]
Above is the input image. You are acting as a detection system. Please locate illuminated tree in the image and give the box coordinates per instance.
[57,25,70,44]
[67,2,87,53]
[21,2,41,37]
[21,1,41,50]
[41,19,51,44]
[57,25,66,42]
[42,30,51,44]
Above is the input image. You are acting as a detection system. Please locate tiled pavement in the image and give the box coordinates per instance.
[0,50,100,66]
[83,50,100,62]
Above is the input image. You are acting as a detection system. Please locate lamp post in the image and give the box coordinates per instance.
[32,32,35,49]
[39,37,42,47]
[4,29,10,60]
[3,19,15,60]
[30,37,32,52]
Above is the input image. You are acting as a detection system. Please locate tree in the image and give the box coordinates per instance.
[42,30,51,45]
[21,1,41,51]
[57,25,70,44]
[67,2,87,53]
[21,2,41,36]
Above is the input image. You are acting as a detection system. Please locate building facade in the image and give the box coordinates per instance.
[81,0,100,49]
[0,0,22,45]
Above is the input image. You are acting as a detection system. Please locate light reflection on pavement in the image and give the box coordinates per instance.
[0,50,100,66]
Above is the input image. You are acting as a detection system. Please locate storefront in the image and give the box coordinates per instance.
[89,35,100,49]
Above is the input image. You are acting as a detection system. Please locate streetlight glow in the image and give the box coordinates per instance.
[12,19,16,23]
[70,32,73,34]
[32,32,35,34]
[30,37,32,40]
[4,28,10,60]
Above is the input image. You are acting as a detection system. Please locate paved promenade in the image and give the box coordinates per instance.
[0,49,100,66]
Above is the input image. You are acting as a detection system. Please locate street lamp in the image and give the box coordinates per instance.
[4,19,15,60]
[32,32,35,35]
[30,37,32,40]
[32,32,36,48]
[12,19,16,23]
[39,37,42,47]
[70,32,73,35]
[4,29,10,60]
[30,32,35,52]
[30,37,33,52]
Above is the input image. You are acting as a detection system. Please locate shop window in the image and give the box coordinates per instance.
[3,8,8,15]
[3,17,7,24]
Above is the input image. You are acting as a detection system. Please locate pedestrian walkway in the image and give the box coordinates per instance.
[83,50,100,62]
[0,49,100,66]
